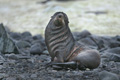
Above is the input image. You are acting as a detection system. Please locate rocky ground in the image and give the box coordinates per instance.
[0,24,120,80]
[0,1,120,79]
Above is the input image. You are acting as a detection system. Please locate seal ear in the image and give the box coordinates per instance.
[63,13,69,24]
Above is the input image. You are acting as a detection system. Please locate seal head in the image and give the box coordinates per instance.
[51,12,69,27]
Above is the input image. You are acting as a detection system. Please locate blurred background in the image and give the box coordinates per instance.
[0,0,120,36]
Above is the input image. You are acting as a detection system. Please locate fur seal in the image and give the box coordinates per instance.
[45,12,100,69]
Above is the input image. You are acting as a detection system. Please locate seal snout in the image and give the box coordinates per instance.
[57,13,63,19]
[58,14,62,18]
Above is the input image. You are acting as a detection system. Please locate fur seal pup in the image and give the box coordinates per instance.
[45,12,100,69]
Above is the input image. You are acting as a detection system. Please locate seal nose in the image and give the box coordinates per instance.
[57,13,63,18]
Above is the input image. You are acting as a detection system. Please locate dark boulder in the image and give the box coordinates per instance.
[116,35,120,41]
[32,34,45,47]
[99,71,119,80]
[73,30,91,41]
[32,40,46,49]
[109,41,120,48]
[9,32,22,40]
[20,48,30,55]
[102,36,120,48]
[106,47,120,54]
[112,35,120,41]
[21,31,33,43]
[21,31,32,39]
[109,54,120,62]
[22,36,33,44]
[89,35,105,50]
[33,34,44,41]
[0,23,19,54]
[16,40,31,49]
[73,31,105,49]
[30,43,44,55]
[78,37,97,49]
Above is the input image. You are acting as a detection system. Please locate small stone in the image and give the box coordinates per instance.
[31,74,37,78]
[17,55,31,59]
[0,73,8,79]
[28,58,34,63]
[83,71,93,75]
[73,71,83,76]
[19,48,30,55]
[6,77,17,80]
[5,53,18,60]
[0,65,3,69]
[39,55,50,62]
[43,50,49,55]
[0,55,5,65]
[19,74,26,79]
[86,68,90,71]
[51,70,57,72]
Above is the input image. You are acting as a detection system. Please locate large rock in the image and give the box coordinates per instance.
[22,36,33,44]
[0,23,19,54]
[109,54,120,62]
[73,30,91,41]
[102,36,120,48]
[33,34,44,42]
[106,47,120,54]
[16,40,31,49]
[21,31,32,39]
[78,37,97,49]
[9,32,22,40]
[99,71,119,80]
[32,34,46,47]
[21,31,33,43]
[115,35,120,41]
[30,43,44,55]
[109,40,120,48]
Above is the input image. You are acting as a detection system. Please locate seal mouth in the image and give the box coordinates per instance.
[54,13,65,26]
